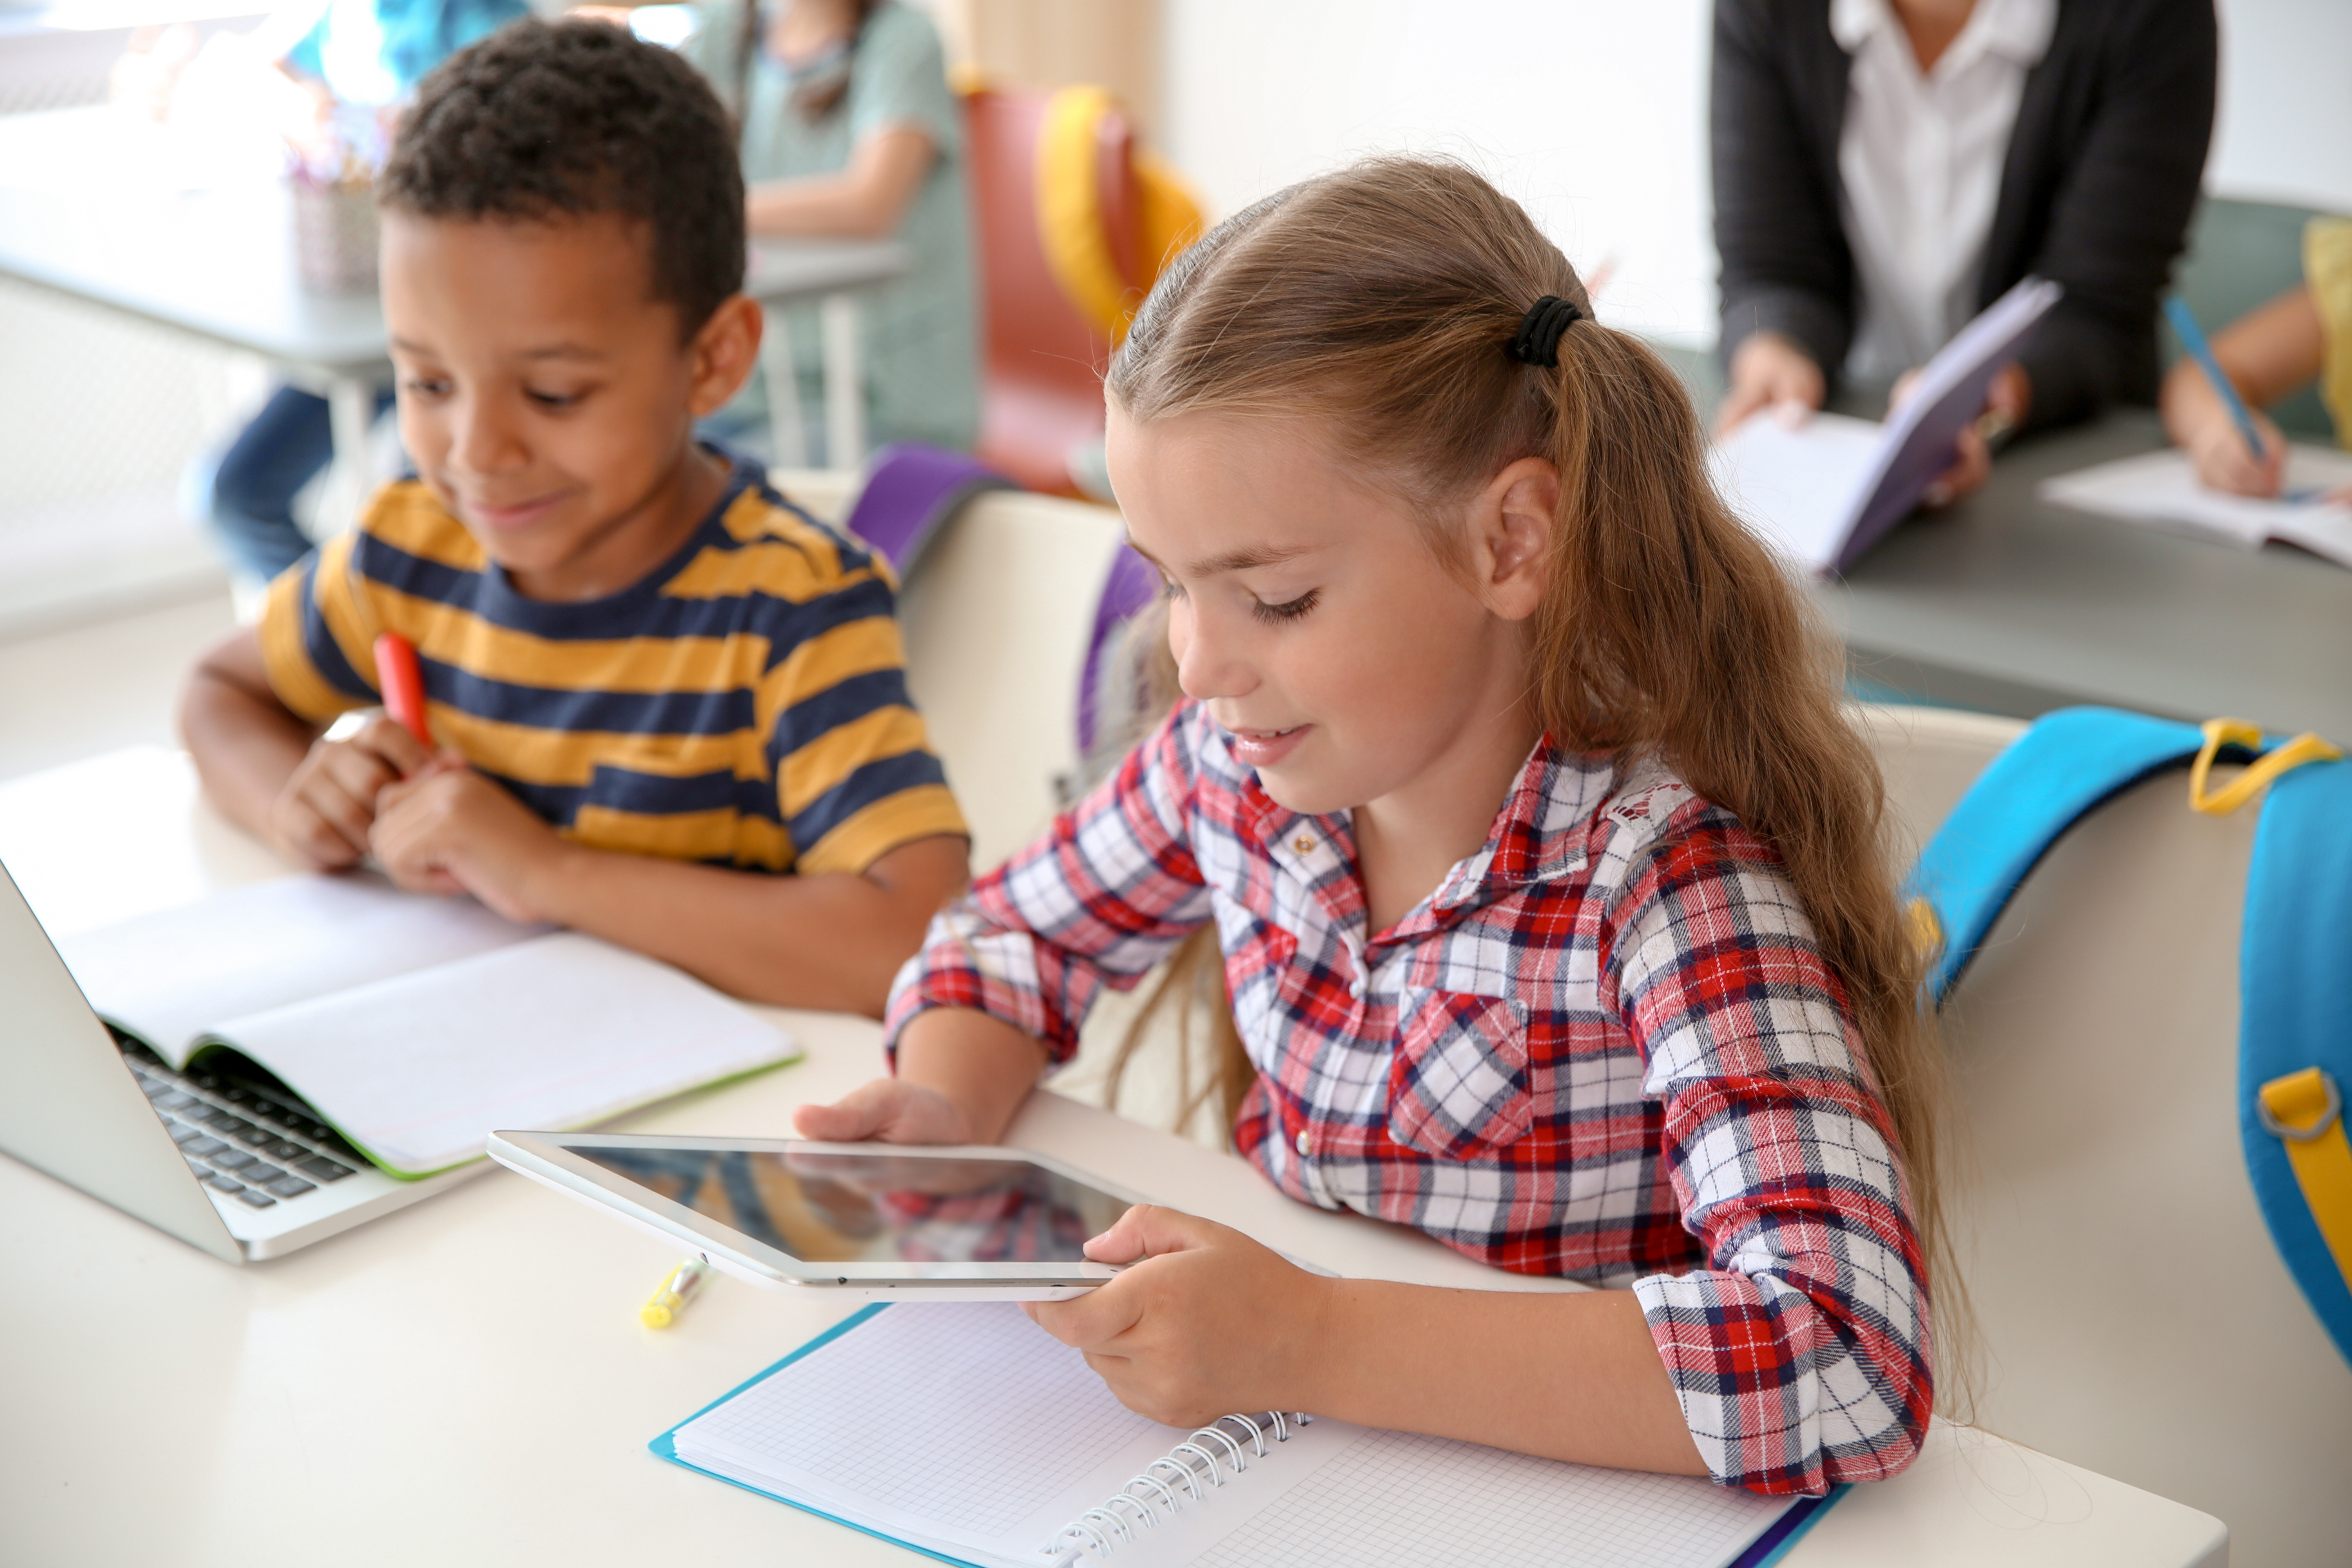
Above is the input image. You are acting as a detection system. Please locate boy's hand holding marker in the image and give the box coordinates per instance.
[262,633,457,870]
[269,713,449,871]
[370,768,569,925]
[366,625,570,923]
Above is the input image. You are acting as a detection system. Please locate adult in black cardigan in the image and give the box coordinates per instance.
[1712,0,2216,460]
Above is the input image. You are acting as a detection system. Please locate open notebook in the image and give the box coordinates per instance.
[655,1302,1840,1568]
[2039,444,2352,568]
[1712,276,2061,576]
[57,873,799,1176]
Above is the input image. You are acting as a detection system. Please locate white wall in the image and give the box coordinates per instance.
[1162,0,1715,341]
[2209,0,2352,212]
[1163,0,2352,348]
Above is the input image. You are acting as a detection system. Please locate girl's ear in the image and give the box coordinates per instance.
[1468,455,1558,622]
[687,294,765,418]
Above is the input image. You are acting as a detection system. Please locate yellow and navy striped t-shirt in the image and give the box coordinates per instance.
[258,455,967,877]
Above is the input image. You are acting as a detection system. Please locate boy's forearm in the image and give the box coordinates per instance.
[519,834,967,1016]
[180,661,316,843]
[1299,1281,1707,1477]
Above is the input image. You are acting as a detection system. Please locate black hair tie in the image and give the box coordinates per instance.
[1508,295,1584,367]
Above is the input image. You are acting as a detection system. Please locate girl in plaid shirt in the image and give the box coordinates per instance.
[798,158,1945,1496]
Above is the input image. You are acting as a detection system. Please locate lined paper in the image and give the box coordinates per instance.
[59,872,540,1062]
[220,933,796,1174]
[58,874,795,1176]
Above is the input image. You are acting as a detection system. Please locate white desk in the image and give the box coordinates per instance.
[0,749,2228,1567]
[0,106,908,506]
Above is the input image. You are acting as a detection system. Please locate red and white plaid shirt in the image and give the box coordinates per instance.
[885,703,1930,1494]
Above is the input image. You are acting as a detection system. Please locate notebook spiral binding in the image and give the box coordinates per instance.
[1041,1410,1311,1561]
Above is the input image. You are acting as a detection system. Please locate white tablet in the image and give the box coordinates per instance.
[487,1130,1138,1300]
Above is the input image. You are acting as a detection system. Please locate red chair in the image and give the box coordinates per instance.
[959,80,1202,495]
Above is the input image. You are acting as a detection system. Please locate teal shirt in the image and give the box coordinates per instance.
[694,1,981,454]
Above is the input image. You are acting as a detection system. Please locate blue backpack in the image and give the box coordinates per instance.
[1908,706,2352,1363]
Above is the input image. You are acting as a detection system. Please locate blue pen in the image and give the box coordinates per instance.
[2164,296,2318,501]
[2163,295,2269,463]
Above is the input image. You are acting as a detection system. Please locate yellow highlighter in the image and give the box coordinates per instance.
[641,1258,711,1328]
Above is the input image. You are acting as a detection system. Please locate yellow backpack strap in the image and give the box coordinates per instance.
[1034,85,1132,340]
[2258,1069,2352,1295]
[1134,148,1205,282]
[2189,717,2343,815]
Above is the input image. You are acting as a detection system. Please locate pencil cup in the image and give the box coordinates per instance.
[291,174,379,294]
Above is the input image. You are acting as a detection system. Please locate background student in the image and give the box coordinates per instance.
[178,20,969,1016]
[2162,215,2352,497]
[689,0,980,457]
[798,159,1941,1494]
[1712,0,2216,502]
[196,0,530,586]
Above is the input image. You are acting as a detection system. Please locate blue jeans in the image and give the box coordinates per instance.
[201,384,396,582]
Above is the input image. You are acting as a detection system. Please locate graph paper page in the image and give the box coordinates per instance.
[667,1305,1799,1568]
[673,1302,1201,1567]
[1180,1425,1790,1568]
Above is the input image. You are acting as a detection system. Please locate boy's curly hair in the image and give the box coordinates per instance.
[380,18,744,337]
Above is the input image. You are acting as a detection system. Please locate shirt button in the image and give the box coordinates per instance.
[1294,1128,1312,1157]
[1292,835,1314,854]
[1348,976,1365,999]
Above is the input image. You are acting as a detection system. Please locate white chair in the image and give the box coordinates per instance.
[1861,704,2352,1568]
[772,467,1126,874]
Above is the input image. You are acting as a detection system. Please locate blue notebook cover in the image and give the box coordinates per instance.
[648,1303,1848,1568]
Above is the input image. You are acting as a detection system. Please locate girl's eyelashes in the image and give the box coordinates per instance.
[1251,588,1321,625]
[526,388,588,410]
[1151,572,1315,623]
[401,376,451,400]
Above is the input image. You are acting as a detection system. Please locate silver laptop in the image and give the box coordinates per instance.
[0,859,485,1261]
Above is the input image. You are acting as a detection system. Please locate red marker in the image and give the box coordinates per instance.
[373,632,434,746]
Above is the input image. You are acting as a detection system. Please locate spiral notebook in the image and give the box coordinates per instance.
[650,1302,1843,1568]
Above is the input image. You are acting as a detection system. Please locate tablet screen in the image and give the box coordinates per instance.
[572,1145,1132,1267]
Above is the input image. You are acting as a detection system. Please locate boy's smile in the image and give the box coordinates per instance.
[380,209,759,602]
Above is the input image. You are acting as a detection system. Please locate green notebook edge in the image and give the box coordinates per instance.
[646,1301,1848,1568]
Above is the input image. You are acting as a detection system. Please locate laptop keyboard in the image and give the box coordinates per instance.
[121,1042,369,1209]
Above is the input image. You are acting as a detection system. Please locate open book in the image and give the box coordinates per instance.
[655,1301,1838,1568]
[1713,276,2062,576]
[2039,444,2352,567]
[58,874,799,1177]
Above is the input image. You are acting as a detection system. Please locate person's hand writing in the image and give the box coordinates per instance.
[1025,1206,1333,1429]
[1895,361,2030,508]
[2180,399,2288,498]
[1715,332,1826,437]
[792,1078,977,1146]
[369,763,564,922]
[268,715,440,871]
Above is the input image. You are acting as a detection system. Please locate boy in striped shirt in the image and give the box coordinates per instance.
[179,20,967,1016]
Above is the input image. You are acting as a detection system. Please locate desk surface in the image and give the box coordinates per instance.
[0,749,2227,1568]
[1655,346,2352,740]
[0,107,906,381]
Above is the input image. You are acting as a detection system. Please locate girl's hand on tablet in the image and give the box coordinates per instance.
[791,1079,975,1145]
[1024,1206,1334,1429]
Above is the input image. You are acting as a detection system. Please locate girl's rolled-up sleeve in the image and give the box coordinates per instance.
[884,704,1216,1064]
[1602,811,1931,1495]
